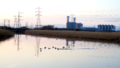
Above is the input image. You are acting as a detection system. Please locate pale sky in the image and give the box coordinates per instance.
[0,0,120,27]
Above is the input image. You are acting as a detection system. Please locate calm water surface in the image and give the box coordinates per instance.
[0,34,120,68]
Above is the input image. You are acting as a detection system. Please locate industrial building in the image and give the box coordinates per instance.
[66,16,83,30]
[66,16,116,31]
[98,24,116,31]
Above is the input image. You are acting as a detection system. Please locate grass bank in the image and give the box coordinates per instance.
[0,29,14,41]
[25,30,120,42]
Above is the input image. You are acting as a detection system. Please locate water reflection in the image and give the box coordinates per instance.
[14,34,20,51]
[35,36,40,57]
[0,35,120,68]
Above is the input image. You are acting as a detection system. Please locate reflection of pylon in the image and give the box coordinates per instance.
[36,7,42,28]
[35,37,40,57]
[14,34,20,51]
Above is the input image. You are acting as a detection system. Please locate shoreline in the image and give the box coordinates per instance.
[0,29,14,41]
[25,30,120,43]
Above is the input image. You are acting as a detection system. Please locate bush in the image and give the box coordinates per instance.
[75,28,80,31]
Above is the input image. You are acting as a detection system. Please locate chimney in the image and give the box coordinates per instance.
[67,16,69,23]
[74,17,76,22]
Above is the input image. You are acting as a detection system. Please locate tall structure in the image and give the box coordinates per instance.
[8,19,10,27]
[4,19,10,27]
[36,7,41,28]
[98,24,116,31]
[26,22,28,27]
[17,11,22,28]
[13,15,17,28]
[70,14,75,22]
[4,19,6,27]
[14,11,22,28]
[67,16,83,30]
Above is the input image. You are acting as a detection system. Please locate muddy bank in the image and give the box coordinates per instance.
[0,29,14,41]
[25,30,120,43]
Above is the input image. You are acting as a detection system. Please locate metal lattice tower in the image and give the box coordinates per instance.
[36,7,41,28]
[13,15,17,28]
[8,19,10,27]
[18,11,22,28]
[4,19,6,27]
[26,21,28,27]
[71,14,75,22]
[4,19,10,27]
[13,11,22,28]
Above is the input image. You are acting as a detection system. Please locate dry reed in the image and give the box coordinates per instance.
[25,30,120,41]
[0,29,14,36]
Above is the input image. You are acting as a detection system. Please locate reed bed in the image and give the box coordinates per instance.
[25,30,120,42]
[0,29,14,41]
[0,29,14,36]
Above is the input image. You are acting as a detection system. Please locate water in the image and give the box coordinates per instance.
[0,34,120,68]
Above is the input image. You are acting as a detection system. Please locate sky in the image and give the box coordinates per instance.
[0,0,120,27]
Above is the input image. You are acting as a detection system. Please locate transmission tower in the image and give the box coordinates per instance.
[70,14,75,22]
[4,19,10,27]
[8,19,10,27]
[18,11,22,28]
[13,15,17,28]
[26,21,28,27]
[36,7,42,28]
[4,19,6,27]
[13,11,22,28]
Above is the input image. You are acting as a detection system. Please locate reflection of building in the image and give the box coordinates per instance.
[66,40,75,46]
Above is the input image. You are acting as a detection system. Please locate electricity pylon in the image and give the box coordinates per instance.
[35,7,42,28]
[13,11,23,28]
[17,11,22,28]
[71,14,75,22]
[13,15,17,28]
[4,19,10,27]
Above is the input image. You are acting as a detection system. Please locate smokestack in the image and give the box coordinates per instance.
[74,17,76,22]
[67,16,69,23]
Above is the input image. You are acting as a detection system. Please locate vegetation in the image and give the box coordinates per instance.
[25,30,120,42]
[0,29,14,41]
[75,28,80,31]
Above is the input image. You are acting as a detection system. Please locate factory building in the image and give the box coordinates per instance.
[77,23,83,29]
[98,24,116,31]
[66,16,83,30]
[66,16,116,31]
